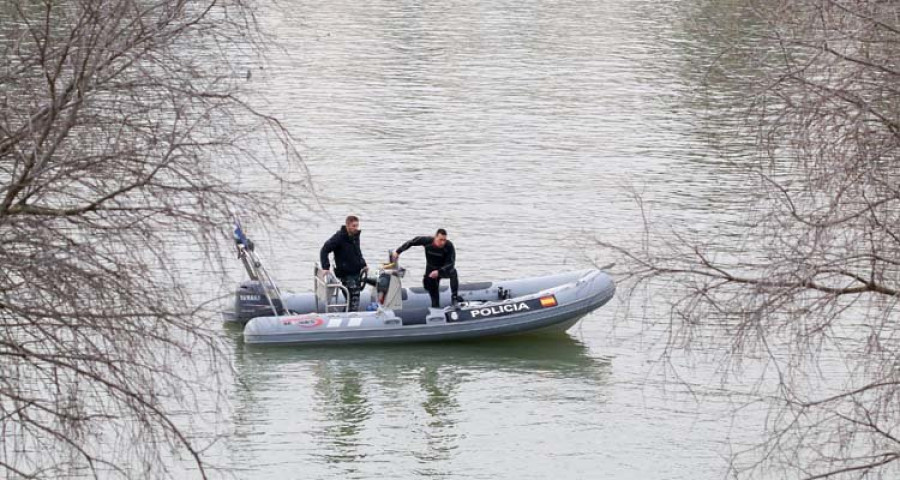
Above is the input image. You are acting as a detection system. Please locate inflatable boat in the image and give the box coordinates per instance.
[224,221,615,346]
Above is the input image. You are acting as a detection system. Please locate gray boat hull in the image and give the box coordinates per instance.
[242,269,614,346]
[227,269,603,324]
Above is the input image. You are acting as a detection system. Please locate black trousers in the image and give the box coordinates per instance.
[339,274,363,312]
[423,267,458,308]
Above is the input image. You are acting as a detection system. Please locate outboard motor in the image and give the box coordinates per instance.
[230,218,288,322]
[234,280,285,323]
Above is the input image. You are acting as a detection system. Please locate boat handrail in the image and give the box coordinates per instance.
[314,266,350,313]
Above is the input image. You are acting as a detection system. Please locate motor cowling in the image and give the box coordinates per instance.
[234,280,284,323]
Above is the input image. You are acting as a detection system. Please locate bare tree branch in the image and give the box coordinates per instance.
[599,1,900,478]
[0,0,312,477]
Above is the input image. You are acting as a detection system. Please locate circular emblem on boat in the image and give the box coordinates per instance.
[282,316,324,328]
[299,317,324,328]
[450,312,459,321]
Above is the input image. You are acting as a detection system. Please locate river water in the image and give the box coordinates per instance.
[219,0,758,478]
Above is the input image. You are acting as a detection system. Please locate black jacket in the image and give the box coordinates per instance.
[396,236,455,274]
[320,226,367,277]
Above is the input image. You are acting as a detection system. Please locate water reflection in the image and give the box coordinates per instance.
[231,334,610,380]
[227,333,611,475]
[311,363,372,466]
[415,363,458,468]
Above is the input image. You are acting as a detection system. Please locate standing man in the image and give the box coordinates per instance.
[320,215,367,311]
[392,229,460,309]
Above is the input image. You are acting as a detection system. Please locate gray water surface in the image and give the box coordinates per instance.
[221,0,752,478]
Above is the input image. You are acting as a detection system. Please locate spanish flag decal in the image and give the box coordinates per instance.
[539,296,558,308]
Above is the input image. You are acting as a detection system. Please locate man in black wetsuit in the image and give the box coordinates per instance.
[392,228,460,309]
[320,215,367,311]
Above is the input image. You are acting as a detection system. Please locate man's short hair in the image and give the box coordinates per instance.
[435,228,448,236]
[345,215,359,226]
